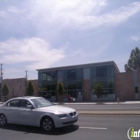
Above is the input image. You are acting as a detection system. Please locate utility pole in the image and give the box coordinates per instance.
[25,70,28,80]
[0,64,4,77]
[0,64,4,101]
[25,71,28,87]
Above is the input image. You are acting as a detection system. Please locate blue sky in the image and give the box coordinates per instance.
[0,0,140,79]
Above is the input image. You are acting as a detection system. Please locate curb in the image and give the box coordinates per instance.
[77,111,140,115]
[54,102,140,105]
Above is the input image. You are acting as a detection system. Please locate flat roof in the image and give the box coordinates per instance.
[37,61,120,72]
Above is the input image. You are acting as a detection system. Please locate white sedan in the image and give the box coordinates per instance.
[0,96,78,132]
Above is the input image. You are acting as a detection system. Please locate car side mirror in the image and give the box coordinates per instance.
[27,105,33,109]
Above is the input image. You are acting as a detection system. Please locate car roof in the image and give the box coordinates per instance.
[11,96,41,100]
[1,96,43,106]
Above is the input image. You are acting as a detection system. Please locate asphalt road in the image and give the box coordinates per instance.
[62,103,140,111]
[0,115,140,140]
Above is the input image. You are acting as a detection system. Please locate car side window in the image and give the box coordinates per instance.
[20,100,31,108]
[6,100,20,107]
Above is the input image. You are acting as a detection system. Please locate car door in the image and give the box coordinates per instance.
[18,99,36,125]
[5,99,20,124]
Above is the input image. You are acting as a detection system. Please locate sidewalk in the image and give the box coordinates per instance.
[77,110,140,115]
[55,101,140,115]
[54,101,140,105]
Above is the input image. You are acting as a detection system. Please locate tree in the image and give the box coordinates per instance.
[57,82,65,104]
[25,81,34,96]
[125,47,140,72]
[2,83,9,101]
[92,82,104,98]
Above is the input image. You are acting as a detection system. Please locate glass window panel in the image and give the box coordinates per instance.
[63,70,67,80]
[68,82,77,90]
[38,82,42,88]
[107,65,114,76]
[43,92,51,99]
[68,90,77,98]
[135,87,138,93]
[51,84,56,90]
[46,85,50,91]
[77,90,82,95]
[96,66,107,77]
[77,81,82,89]
[107,77,114,88]
[108,89,114,94]
[96,80,107,88]
[102,89,108,97]
[67,69,76,80]
[90,67,96,78]
[51,92,56,96]
[63,82,67,90]
[108,82,114,88]
[76,69,82,79]
[42,73,47,80]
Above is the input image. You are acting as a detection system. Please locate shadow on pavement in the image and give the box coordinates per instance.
[0,124,79,135]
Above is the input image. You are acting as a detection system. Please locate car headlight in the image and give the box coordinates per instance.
[56,114,68,118]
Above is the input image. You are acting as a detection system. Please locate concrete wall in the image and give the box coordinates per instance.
[115,72,135,101]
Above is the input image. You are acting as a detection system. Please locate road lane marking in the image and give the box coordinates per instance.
[79,127,107,130]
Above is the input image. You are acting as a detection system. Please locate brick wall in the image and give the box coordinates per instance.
[115,72,135,101]
[30,80,38,96]
[83,80,91,101]
[3,78,26,100]
[136,68,140,98]
[1,78,38,101]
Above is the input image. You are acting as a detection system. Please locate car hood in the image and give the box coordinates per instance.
[36,105,76,114]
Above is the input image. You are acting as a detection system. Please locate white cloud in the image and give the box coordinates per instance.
[0,37,65,70]
[0,0,140,33]
[131,36,140,41]
[26,0,140,29]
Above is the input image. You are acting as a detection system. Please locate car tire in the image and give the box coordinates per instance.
[0,114,7,126]
[41,117,54,132]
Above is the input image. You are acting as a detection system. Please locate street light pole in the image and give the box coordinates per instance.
[0,64,4,101]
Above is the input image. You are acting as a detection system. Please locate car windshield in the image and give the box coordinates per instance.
[31,97,54,108]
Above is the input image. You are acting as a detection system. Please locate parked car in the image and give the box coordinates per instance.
[0,96,78,132]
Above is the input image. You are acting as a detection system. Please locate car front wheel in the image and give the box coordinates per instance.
[41,117,54,132]
[0,114,7,126]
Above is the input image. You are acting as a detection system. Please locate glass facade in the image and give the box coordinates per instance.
[38,71,57,99]
[37,62,119,101]
[62,69,82,98]
[38,69,83,99]
[91,65,115,97]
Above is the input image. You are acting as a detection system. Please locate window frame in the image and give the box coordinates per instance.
[6,99,20,107]
[19,99,33,108]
